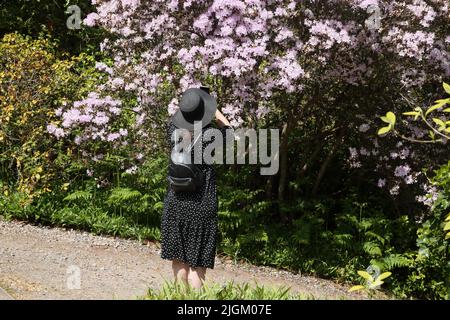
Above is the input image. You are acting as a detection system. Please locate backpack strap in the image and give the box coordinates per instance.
[187,131,202,152]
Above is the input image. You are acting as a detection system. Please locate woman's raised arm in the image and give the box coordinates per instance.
[215,109,231,128]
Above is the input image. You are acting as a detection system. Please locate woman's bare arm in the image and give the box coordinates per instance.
[215,109,231,128]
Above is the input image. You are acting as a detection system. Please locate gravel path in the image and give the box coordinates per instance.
[0,217,384,300]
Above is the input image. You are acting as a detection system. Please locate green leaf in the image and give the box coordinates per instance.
[363,241,382,256]
[377,126,391,135]
[445,232,450,240]
[402,111,420,117]
[381,112,396,125]
[426,99,450,116]
[377,272,392,281]
[433,118,446,131]
[444,108,450,113]
[380,111,396,124]
[445,213,450,222]
[444,82,450,94]
[403,110,421,121]
[63,190,92,201]
[435,98,450,104]
[426,102,446,116]
[107,187,142,204]
[357,271,373,282]
[348,285,365,292]
[369,279,384,289]
[444,221,450,231]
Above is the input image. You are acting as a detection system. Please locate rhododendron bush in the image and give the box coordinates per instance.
[2,0,450,300]
[48,0,449,205]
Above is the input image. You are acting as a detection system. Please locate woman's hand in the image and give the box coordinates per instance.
[215,109,231,128]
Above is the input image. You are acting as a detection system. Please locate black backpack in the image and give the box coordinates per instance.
[168,131,204,192]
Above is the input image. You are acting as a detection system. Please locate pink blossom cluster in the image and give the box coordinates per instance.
[77,0,448,125]
[47,0,450,202]
[48,92,126,145]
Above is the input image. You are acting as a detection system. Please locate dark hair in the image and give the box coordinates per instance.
[200,86,210,94]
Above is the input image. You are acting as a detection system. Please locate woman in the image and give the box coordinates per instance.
[160,87,231,289]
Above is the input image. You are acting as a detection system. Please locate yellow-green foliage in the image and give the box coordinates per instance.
[444,212,450,240]
[378,82,450,142]
[144,280,314,300]
[0,33,102,201]
[349,270,392,293]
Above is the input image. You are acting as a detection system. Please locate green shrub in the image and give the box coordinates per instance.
[0,0,103,55]
[0,33,103,201]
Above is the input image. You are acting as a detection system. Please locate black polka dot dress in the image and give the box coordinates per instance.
[160,121,227,269]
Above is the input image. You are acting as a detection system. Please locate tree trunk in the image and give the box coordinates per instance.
[265,174,275,199]
[312,129,344,195]
[277,120,292,222]
[298,138,326,179]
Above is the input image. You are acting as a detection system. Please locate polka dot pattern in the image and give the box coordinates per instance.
[160,121,227,269]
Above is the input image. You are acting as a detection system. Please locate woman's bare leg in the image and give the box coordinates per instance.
[172,259,190,287]
[188,266,207,289]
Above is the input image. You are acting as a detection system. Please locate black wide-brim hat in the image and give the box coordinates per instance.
[172,88,217,130]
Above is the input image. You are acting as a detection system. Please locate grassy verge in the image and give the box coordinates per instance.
[143,280,315,300]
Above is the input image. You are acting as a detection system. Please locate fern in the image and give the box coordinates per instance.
[292,219,312,245]
[332,233,353,249]
[107,187,142,205]
[365,231,386,245]
[363,241,382,257]
[63,190,92,202]
[360,219,374,231]
[371,254,412,271]
[237,228,268,245]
